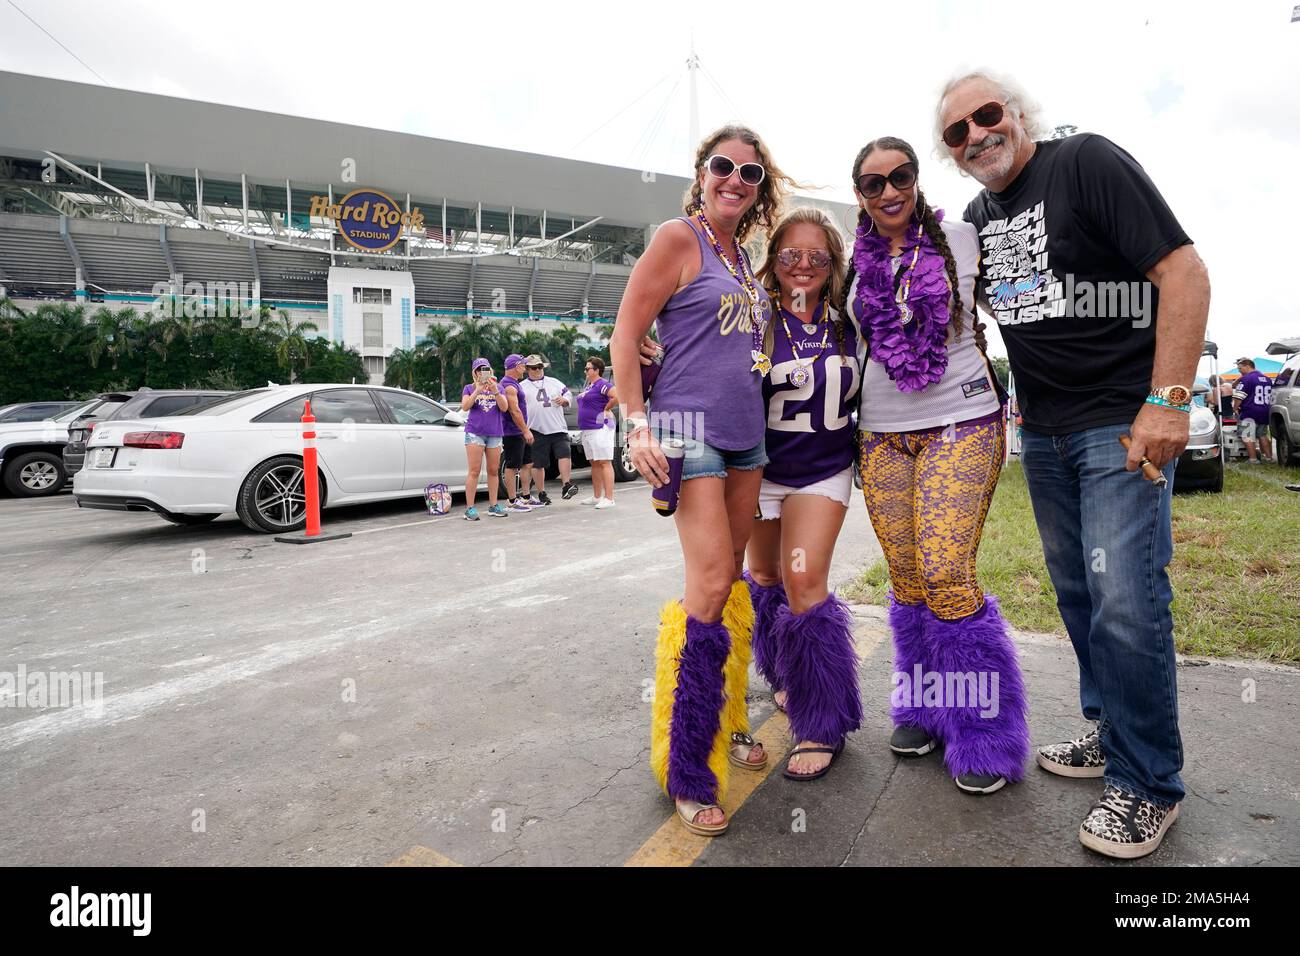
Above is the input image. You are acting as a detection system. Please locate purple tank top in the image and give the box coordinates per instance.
[648,218,771,451]
[462,384,505,436]
[763,304,862,486]
[499,376,525,436]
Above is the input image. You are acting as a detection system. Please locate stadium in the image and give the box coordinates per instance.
[0,70,851,384]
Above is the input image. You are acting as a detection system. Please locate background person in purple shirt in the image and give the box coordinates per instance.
[459,358,508,520]
[611,124,798,836]
[576,355,620,508]
[1233,358,1274,463]
[746,206,863,782]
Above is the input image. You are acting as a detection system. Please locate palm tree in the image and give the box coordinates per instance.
[88,307,138,370]
[486,319,522,370]
[417,322,456,400]
[517,329,551,363]
[385,347,418,391]
[444,314,495,386]
[548,323,582,378]
[262,308,319,383]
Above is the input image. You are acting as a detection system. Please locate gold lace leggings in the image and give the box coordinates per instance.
[857,416,1005,620]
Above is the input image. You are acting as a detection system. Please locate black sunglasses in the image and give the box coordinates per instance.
[705,154,766,187]
[942,101,1006,149]
[854,162,918,199]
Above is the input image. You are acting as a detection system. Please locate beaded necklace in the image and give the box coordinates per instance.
[694,209,771,375]
[775,293,827,389]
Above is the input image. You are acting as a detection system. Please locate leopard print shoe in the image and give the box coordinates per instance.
[1036,722,1105,778]
[1078,784,1180,859]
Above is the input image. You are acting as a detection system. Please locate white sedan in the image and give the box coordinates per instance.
[73,384,475,533]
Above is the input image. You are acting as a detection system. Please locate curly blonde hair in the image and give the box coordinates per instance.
[682,125,798,247]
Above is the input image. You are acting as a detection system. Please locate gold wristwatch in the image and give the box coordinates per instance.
[1146,385,1192,411]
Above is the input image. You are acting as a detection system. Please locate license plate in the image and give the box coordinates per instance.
[89,447,117,469]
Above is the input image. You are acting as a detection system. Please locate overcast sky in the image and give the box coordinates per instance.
[2,0,1298,368]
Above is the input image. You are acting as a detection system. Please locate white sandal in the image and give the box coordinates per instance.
[676,799,728,836]
[728,731,768,770]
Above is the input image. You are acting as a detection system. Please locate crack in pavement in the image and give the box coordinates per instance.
[557,746,649,819]
[839,756,902,867]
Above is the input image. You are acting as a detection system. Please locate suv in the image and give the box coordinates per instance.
[63,389,230,478]
[0,395,128,497]
[1267,340,1300,465]
[0,402,81,423]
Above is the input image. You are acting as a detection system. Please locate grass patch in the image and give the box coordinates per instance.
[845,460,1300,663]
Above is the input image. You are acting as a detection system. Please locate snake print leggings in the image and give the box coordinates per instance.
[858,415,1005,620]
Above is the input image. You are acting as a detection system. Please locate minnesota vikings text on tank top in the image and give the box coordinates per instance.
[647,217,772,451]
[763,302,862,486]
[462,383,505,436]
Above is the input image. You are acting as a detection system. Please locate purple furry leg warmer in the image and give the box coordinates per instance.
[774,592,863,744]
[889,595,932,734]
[922,596,1030,781]
[743,570,788,693]
[667,615,731,803]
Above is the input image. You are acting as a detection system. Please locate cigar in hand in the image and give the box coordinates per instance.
[1118,433,1168,487]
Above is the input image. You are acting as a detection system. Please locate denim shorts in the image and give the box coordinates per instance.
[464,432,503,448]
[654,428,766,481]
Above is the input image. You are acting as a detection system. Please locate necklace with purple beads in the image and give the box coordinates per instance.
[694,208,771,375]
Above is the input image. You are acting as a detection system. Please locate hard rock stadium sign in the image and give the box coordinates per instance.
[308,188,426,253]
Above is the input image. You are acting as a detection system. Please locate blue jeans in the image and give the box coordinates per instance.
[1020,423,1184,806]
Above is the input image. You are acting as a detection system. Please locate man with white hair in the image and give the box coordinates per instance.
[937,70,1211,859]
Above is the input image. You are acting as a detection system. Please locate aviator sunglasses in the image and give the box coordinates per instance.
[941,101,1006,148]
[705,154,766,187]
[854,161,918,199]
[776,248,832,269]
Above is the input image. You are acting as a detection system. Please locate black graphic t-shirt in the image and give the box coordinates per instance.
[963,134,1192,434]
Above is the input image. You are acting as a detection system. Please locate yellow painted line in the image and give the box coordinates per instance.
[624,618,888,868]
[387,845,462,867]
[624,709,792,868]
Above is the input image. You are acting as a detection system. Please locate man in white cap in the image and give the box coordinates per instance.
[518,354,578,503]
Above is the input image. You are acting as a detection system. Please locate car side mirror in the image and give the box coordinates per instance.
[443,410,467,427]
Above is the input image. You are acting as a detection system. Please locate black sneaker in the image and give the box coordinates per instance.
[1036,722,1105,778]
[955,771,1007,795]
[538,490,552,506]
[1079,784,1179,859]
[889,724,937,756]
[561,481,579,500]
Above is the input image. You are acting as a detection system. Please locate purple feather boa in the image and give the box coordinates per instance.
[852,210,951,392]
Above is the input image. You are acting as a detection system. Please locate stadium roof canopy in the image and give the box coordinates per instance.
[0,70,852,319]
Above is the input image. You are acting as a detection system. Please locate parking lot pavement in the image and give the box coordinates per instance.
[2,482,1295,867]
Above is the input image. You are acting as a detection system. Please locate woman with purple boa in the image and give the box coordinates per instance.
[746,207,864,780]
[847,137,1030,794]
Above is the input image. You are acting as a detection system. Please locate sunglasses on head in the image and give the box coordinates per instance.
[854,162,918,200]
[942,101,1006,148]
[705,153,766,187]
[776,248,832,269]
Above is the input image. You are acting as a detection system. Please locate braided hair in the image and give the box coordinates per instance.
[846,136,964,340]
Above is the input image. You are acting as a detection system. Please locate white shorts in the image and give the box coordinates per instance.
[581,427,615,461]
[757,466,854,520]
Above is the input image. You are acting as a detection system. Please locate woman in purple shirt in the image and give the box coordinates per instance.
[611,125,795,836]
[459,357,508,521]
[746,207,863,782]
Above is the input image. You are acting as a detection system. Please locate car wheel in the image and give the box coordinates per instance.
[3,451,66,497]
[162,512,222,526]
[1208,459,1224,493]
[613,439,637,483]
[1275,424,1295,466]
[236,456,322,534]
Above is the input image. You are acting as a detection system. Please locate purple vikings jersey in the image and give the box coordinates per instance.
[1234,370,1273,425]
[577,378,612,430]
[762,305,862,487]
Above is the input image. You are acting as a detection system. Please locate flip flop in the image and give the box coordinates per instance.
[773,691,787,713]
[676,799,728,836]
[727,731,768,770]
[783,739,845,782]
